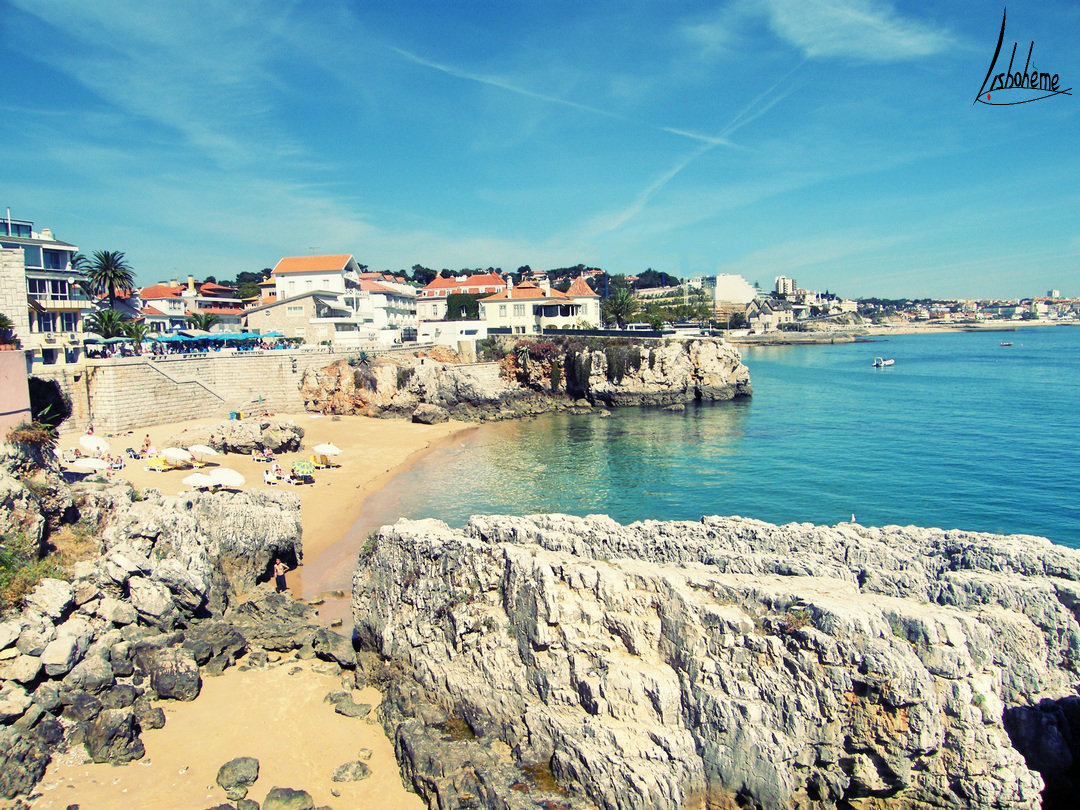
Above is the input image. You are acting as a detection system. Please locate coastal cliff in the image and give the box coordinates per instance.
[300,338,751,421]
[354,514,1080,810]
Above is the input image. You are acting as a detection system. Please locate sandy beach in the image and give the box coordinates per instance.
[29,412,475,810]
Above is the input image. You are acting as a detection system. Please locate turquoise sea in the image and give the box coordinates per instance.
[359,326,1080,547]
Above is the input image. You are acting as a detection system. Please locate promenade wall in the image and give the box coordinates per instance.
[34,349,362,434]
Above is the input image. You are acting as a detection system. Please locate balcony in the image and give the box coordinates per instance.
[28,293,95,311]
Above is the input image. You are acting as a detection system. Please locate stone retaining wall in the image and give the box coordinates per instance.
[35,350,360,433]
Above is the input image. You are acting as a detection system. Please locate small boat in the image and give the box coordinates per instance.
[872,357,894,367]
[1000,341,1014,346]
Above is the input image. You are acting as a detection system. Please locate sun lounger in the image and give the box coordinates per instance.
[144,457,170,472]
[125,448,140,460]
[263,469,279,486]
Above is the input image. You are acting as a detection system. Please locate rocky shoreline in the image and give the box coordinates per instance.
[354,513,1080,810]
[300,338,751,423]
[0,446,367,807]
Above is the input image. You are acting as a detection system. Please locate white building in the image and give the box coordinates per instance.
[0,215,87,367]
[249,254,417,345]
[479,277,600,335]
[774,276,797,296]
[417,272,506,321]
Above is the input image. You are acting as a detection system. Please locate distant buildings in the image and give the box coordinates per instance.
[0,214,85,367]
[417,273,506,321]
[478,277,600,335]
[774,276,797,296]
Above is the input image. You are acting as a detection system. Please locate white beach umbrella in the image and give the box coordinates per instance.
[188,444,219,458]
[208,467,245,488]
[79,435,110,455]
[163,447,194,463]
[52,448,63,459]
[182,472,214,489]
[312,443,342,456]
[74,457,109,471]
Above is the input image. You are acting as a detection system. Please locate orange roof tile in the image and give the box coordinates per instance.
[199,282,235,293]
[272,254,353,275]
[139,285,182,299]
[566,277,599,297]
[358,279,410,295]
[481,282,568,302]
[422,276,459,290]
[141,306,166,316]
[196,307,244,315]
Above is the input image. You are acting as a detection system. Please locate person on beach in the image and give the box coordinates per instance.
[273,558,288,592]
[86,422,94,435]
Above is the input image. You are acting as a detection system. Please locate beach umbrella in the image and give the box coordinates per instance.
[312,443,342,456]
[208,467,245,488]
[74,457,109,471]
[188,444,219,458]
[182,472,214,489]
[291,460,315,476]
[163,447,194,464]
[79,435,110,455]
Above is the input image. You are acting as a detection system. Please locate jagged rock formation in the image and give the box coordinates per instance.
[166,417,305,455]
[354,514,1080,810]
[300,338,751,422]
[0,469,360,801]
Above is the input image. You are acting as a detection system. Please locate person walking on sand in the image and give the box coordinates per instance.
[273,558,288,593]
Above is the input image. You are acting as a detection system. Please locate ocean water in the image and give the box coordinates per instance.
[359,326,1080,547]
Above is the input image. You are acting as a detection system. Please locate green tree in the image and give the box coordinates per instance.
[728,311,748,329]
[187,312,222,331]
[443,292,486,321]
[0,313,15,344]
[603,286,640,328]
[85,309,131,338]
[123,320,152,351]
[86,250,135,310]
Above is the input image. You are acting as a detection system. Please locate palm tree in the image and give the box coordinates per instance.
[85,309,131,338]
[515,343,530,371]
[123,320,152,352]
[0,313,16,345]
[603,286,640,329]
[187,312,221,331]
[87,251,135,310]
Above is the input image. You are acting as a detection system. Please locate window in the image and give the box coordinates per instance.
[513,304,525,317]
[498,305,507,317]
[61,313,77,331]
[37,312,56,332]
[27,278,47,296]
[286,305,304,316]
[306,280,313,290]
[43,249,67,270]
[23,246,42,268]
[49,280,68,298]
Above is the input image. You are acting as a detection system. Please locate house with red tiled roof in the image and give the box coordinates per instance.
[136,275,246,332]
[417,272,507,321]
[246,254,417,346]
[478,277,600,334]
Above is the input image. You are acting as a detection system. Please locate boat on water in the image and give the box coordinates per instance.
[1000,341,1014,346]
[872,357,895,367]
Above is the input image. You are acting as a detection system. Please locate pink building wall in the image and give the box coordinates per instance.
[0,349,31,438]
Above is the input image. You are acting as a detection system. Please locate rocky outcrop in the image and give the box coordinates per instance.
[0,471,326,800]
[301,338,751,422]
[167,417,305,455]
[354,514,1080,810]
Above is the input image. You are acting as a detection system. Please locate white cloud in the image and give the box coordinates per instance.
[761,0,953,61]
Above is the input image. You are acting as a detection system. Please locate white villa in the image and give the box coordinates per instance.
[479,277,600,334]
[417,272,506,321]
[245,254,417,345]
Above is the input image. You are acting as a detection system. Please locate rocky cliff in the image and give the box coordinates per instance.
[354,514,1080,810]
[300,338,751,422]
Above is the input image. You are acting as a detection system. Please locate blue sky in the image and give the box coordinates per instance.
[2,0,1076,298]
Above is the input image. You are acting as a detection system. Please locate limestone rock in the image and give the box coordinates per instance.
[263,786,314,810]
[331,760,371,782]
[312,628,355,669]
[23,578,73,621]
[217,756,260,800]
[0,728,50,800]
[84,707,145,764]
[39,617,93,676]
[352,514,1079,810]
[0,683,33,723]
[168,418,304,456]
[148,647,202,701]
[411,403,449,424]
[0,653,41,684]
[127,576,180,630]
[0,620,21,651]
